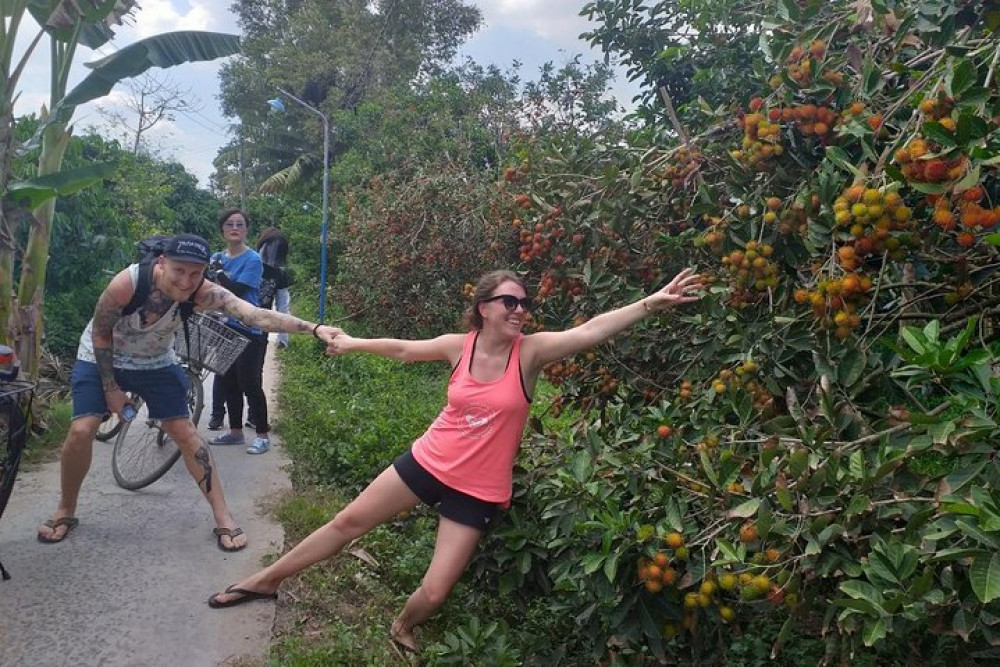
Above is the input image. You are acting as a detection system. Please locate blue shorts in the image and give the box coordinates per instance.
[71,360,190,421]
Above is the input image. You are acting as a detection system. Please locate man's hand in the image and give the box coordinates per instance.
[105,388,128,418]
[315,325,342,347]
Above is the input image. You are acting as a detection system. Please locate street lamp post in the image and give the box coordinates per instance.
[267,87,330,323]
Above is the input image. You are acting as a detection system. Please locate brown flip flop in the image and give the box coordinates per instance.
[37,516,79,544]
[213,526,247,552]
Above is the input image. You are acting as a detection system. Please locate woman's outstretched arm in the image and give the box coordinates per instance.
[326,332,466,366]
[522,268,703,374]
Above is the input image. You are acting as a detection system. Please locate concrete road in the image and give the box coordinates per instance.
[0,343,290,667]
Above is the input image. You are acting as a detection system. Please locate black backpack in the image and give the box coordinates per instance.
[122,235,203,324]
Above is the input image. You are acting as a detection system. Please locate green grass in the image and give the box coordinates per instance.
[22,398,72,469]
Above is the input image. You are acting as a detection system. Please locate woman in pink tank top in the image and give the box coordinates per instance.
[209,267,703,655]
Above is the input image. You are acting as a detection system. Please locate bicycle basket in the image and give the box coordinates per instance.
[175,313,250,374]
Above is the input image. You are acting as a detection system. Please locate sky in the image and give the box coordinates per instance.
[11,0,637,187]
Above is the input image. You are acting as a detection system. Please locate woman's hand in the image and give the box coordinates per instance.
[644,268,704,312]
[325,332,355,356]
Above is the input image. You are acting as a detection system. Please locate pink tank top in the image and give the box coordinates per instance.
[411,331,531,504]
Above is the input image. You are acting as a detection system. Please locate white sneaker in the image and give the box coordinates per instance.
[247,437,270,455]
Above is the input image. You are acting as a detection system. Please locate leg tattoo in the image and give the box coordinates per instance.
[195,445,214,494]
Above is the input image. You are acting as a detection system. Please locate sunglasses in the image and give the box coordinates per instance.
[482,294,533,312]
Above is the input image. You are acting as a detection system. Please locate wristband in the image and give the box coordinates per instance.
[312,323,322,339]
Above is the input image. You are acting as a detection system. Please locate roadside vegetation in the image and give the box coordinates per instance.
[10,0,1000,664]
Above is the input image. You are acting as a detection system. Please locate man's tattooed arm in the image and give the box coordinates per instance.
[92,286,125,392]
[196,281,318,334]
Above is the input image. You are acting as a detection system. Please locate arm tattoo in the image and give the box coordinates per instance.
[201,283,314,334]
[93,347,118,392]
[194,445,213,494]
[92,290,123,392]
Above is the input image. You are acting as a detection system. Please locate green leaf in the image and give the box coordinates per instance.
[581,553,605,575]
[971,552,1000,603]
[664,497,684,533]
[49,31,241,128]
[955,115,989,145]
[838,349,866,388]
[603,550,620,583]
[840,580,886,607]
[6,160,118,209]
[825,146,863,179]
[571,450,592,483]
[845,494,871,516]
[937,459,988,497]
[947,59,977,98]
[727,498,761,519]
[900,326,928,355]
[863,618,887,647]
[921,121,957,147]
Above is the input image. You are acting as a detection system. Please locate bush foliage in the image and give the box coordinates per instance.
[317,0,1000,663]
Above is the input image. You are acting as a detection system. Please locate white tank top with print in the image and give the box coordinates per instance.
[76,264,183,370]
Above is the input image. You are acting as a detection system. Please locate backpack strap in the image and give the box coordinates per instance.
[178,275,204,356]
[122,258,155,317]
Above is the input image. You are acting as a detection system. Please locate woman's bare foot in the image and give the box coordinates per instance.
[389,621,418,653]
[207,574,277,608]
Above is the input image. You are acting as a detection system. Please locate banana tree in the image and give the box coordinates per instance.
[1,1,240,375]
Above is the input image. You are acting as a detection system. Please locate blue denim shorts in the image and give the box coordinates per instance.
[71,360,190,421]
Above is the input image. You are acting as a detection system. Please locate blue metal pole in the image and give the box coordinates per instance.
[274,87,331,323]
[318,116,330,323]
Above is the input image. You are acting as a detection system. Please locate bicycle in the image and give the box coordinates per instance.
[0,367,36,580]
[110,313,249,491]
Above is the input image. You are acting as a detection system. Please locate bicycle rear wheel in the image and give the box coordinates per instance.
[112,397,181,490]
[156,366,204,447]
[0,390,30,520]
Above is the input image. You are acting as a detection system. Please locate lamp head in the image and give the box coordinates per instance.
[267,97,286,112]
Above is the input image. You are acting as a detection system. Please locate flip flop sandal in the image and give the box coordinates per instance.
[388,631,418,662]
[213,526,247,552]
[37,517,79,544]
[207,584,278,609]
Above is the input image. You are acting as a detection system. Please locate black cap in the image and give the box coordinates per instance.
[164,233,211,264]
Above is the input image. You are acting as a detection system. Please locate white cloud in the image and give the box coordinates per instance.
[475,0,599,45]
[120,0,213,39]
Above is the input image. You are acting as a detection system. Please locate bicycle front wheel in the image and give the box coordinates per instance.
[111,398,182,491]
[95,412,124,442]
[0,391,30,520]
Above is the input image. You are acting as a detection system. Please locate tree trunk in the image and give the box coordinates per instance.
[0,101,16,347]
[17,121,71,377]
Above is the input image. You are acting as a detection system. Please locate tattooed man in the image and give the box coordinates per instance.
[36,233,340,551]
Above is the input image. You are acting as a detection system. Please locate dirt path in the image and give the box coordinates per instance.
[0,341,290,667]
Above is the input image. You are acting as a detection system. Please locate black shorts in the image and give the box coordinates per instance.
[393,450,499,531]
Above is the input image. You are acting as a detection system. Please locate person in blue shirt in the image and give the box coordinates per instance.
[206,209,271,455]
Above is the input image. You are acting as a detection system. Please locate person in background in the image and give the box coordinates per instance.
[206,209,271,455]
[207,267,703,657]
[258,226,291,349]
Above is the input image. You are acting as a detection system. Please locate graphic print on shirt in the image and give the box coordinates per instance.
[459,403,495,439]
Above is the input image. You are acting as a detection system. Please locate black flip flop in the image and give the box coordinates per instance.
[37,517,79,544]
[213,526,247,552]
[388,631,418,661]
[207,584,278,609]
